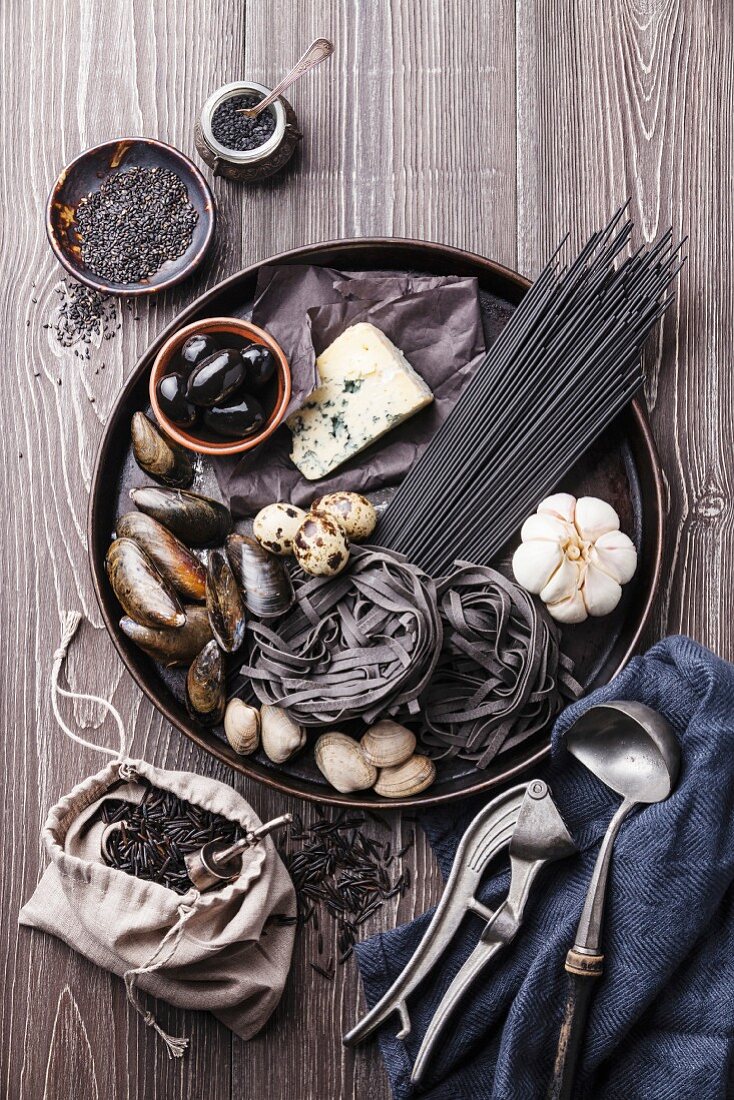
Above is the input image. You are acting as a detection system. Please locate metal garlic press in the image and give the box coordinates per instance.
[343,779,576,1084]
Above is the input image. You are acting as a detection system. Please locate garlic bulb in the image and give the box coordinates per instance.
[512,494,637,623]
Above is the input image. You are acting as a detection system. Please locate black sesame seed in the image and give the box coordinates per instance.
[211,94,277,152]
[74,166,198,285]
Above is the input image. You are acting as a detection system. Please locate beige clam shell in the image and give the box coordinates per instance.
[360,720,416,768]
[224,698,260,756]
[314,732,378,794]
[261,705,307,764]
[373,754,436,799]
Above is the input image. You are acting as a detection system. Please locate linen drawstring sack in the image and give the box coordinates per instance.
[19,612,297,1057]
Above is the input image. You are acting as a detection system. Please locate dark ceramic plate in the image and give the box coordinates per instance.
[46,137,215,296]
[88,238,664,808]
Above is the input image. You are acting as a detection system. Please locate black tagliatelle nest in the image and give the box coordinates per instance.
[241,547,443,726]
[419,563,582,768]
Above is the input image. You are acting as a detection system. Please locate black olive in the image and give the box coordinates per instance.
[241,344,276,390]
[181,333,216,373]
[187,349,247,407]
[203,393,265,438]
[157,372,198,427]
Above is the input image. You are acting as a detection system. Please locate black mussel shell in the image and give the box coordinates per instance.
[226,533,294,619]
[105,537,185,628]
[187,349,246,407]
[181,332,216,373]
[157,372,198,427]
[120,605,213,667]
[130,411,193,488]
[203,393,265,439]
[206,549,247,653]
[130,486,232,547]
[116,512,206,601]
[241,344,276,390]
[186,639,225,725]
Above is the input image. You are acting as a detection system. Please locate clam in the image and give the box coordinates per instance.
[293,514,350,577]
[206,549,247,653]
[130,412,193,488]
[373,754,436,799]
[260,705,306,763]
[105,537,184,628]
[253,503,307,556]
[360,720,416,769]
[186,640,225,725]
[115,512,206,601]
[224,698,260,755]
[130,486,232,547]
[311,492,377,542]
[314,732,378,794]
[225,534,294,619]
[120,605,213,666]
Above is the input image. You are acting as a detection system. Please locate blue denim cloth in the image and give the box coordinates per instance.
[355,637,734,1099]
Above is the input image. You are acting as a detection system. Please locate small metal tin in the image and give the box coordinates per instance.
[195,81,302,182]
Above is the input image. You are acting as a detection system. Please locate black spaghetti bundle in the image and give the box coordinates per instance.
[377,208,684,575]
[418,564,582,767]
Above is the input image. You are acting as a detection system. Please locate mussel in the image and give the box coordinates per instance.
[130,486,232,547]
[225,534,294,619]
[106,537,184,628]
[130,412,194,488]
[115,512,206,601]
[186,640,225,725]
[206,549,247,653]
[120,606,212,667]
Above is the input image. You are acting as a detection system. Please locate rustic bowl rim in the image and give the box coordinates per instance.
[45,136,216,297]
[149,316,292,455]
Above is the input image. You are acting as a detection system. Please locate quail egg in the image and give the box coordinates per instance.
[253,502,307,556]
[311,491,377,542]
[293,514,350,577]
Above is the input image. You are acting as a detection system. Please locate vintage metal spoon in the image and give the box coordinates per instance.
[238,38,334,119]
[547,701,680,1100]
[185,813,292,890]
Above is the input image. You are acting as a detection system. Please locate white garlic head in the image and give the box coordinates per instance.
[512,494,637,623]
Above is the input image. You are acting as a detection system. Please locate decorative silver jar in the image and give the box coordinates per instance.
[195,80,302,182]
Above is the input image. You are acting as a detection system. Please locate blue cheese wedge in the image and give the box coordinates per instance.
[288,322,434,480]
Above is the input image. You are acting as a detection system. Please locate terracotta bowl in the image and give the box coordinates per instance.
[149,316,292,455]
[46,137,215,296]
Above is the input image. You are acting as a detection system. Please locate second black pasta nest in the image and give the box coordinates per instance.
[240,547,581,768]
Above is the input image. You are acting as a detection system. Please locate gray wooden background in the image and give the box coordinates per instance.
[1,1,730,1097]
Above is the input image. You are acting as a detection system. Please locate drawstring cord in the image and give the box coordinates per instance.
[124,899,200,1059]
[51,611,193,1058]
[51,611,128,760]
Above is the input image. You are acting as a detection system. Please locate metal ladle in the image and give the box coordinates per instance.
[548,701,680,1100]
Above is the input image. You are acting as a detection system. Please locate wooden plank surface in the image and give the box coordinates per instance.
[0,1,728,1098]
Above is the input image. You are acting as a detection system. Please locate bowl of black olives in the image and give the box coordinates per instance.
[149,317,291,455]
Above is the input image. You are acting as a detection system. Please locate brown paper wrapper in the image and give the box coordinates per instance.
[214,265,487,514]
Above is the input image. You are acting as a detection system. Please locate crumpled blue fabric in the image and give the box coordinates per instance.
[355,637,734,1099]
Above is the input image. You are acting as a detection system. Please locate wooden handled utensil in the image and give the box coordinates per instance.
[547,701,680,1100]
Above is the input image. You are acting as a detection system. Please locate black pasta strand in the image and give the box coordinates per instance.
[377,210,683,572]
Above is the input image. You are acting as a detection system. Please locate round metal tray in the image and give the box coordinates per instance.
[88,238,664,808]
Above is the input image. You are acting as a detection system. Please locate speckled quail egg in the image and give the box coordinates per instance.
[311,491,377,542]
[253,502,307,556]
[293,513,350,577]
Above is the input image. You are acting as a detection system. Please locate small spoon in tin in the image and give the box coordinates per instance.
[548,701,680,1100]
[238,38,334,119]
